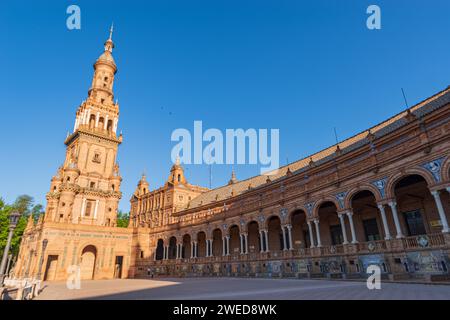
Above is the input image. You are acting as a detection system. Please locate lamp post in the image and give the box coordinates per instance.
[5,254,12,277]
[36,239,48,280]
[0,211,21,286]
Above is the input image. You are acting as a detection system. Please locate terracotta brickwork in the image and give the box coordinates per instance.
[14,29,134,281]
[13,32,450,283]
[131,86,450,281]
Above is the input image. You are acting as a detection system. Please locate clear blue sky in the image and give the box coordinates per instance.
[1,0,449,212]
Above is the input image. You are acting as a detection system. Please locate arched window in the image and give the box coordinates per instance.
[107,120,113,133]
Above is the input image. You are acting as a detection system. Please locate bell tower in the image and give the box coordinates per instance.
[45,26,123,227]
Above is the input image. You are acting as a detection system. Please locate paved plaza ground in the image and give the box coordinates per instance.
[35,277,450,300]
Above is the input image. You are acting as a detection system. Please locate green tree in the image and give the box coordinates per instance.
[116,210,130,228]
[0,195,45,258]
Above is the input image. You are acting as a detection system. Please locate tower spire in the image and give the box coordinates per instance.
[109,22,114,41]
[104,24,115,53]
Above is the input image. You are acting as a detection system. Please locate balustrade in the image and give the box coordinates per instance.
[148,233,449,267]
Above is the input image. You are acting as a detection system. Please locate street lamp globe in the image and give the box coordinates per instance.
[9,211,21,228]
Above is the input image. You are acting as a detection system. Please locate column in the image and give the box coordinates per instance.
[207,240,212,257]
[286,225,293,250]
[346,210,358,244]
[81,110,87,125]
[226,236,230,255]
[264,230,269,252]
[93,200,99,219]
[104,114,109,130]
[176,243,180,259]
[388,201,404,238]
[222,237,226,256]
[282,226,288,250]
[431,190,449,233]
[313,219,322,247]
[86,109,91,125]
[243,233,248,254]
[377,204,392,240]
[95,112,100,127]
[73,116,79,132]
[113,118,118,133]
[154,247,157,261]
[80,198,86,218]
[240,234,244,254]
[338,213,349,244]
[191,242,195,258]
[307,221,315,248]
[259,231,265,253]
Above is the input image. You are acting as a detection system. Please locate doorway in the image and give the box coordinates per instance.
[44,255,59,281]
[114,256,123,279]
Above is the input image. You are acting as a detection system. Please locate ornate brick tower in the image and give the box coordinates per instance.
[45,25,123,227]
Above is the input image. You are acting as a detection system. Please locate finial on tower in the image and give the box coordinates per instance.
[104,23,115,53]
[228,167,237,185]
[109,22,114,41]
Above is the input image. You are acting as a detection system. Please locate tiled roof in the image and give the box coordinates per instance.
[187,87,450,209]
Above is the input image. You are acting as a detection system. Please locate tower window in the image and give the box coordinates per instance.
[85,200,94,217]
[112,184,115,191]
[178,174,181,182]
[93,152,101,163]
[101,99,105,104]
[66,177,71,182]
[90,182,96,188]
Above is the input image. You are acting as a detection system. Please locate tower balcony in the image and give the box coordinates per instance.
[66,124,122,145]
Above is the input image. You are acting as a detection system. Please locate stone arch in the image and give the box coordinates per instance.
[168,236,177,259]
[182,234,191,259]
[442,155,450,182]
[267,215,283,251]
[316,201,341,246]
[344,185,382,209]
[80,245,97,280]
[312,197,341,218]
[349,189,383,242]
[287,204,306,220]
[212,228,223,256]
[246,220,260,253]
[196,231,207,258]
[245,218,260,232]
[228,224,240,255]
[385,168,435,199]
[155,238,164,260]
[265,214,281,229]
[289,209,309,249]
